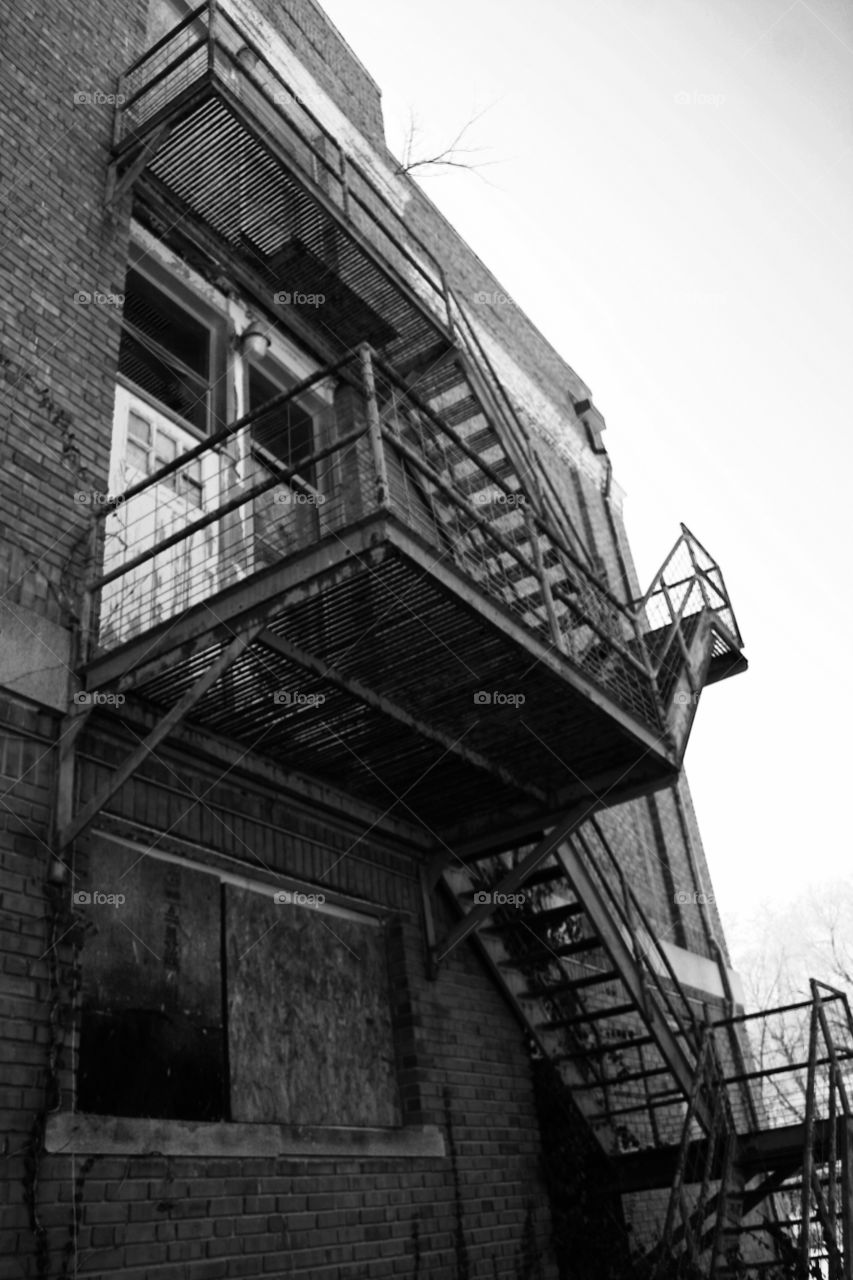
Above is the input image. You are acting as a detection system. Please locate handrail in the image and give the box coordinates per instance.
[380,425,652,681]
[120,0,209,82]
[581,817,704,1049]
[89,353,357,515]
[372,352,643,639]
[87,423,368,592]
[87,343,738,740]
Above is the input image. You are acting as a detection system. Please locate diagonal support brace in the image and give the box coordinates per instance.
[55,624,263,854]
[430,800,600,969]
[105,123,174,208]
[257,628,549,807]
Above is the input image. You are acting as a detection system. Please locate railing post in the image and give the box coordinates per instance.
[842,1115,853,1280]
[683,526,714,615]
[207,0,217,76]
[803,983,820,1275]
[360,345,391,512]
[338,146,351,219]
[526,509,564,655]
[78,514,100,666]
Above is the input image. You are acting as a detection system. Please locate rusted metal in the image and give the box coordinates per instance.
[359,346,390,509]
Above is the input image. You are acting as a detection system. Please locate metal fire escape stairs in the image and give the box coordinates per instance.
[425,812,853,1275]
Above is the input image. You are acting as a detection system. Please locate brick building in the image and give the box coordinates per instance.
[1,1,851,1277]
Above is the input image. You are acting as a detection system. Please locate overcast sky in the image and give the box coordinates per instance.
[319,0,853,955]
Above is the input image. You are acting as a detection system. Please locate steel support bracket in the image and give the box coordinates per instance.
[105,123,174,209]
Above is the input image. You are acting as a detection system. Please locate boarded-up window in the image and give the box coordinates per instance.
[225,886,401,1126]
[77,842,401,1128]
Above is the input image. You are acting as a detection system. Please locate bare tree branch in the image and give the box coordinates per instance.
[395,104,500,181]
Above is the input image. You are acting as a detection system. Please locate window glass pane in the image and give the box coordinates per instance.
[249,365,314,471]
[182,473,203,507]
[118,270,211,433]
[126,440,150,473]
[128,411,151,444]
[155,432,178,466]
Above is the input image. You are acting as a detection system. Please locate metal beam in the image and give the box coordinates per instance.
[430,802,599,967]
[256,628,548,807]
[445,768,679,865]
[80,699,432,854]
[57,624,264,852]
[105,122,173,207]
[842,1117,853,1280]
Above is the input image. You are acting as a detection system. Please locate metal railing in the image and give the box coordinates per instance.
[112,0,449,336]
[634,524,743,703]
[84,345,742,743]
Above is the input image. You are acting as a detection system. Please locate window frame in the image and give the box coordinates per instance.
[117,252,228,440]
[47,832,444,1159]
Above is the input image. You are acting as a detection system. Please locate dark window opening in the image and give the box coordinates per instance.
[118,269,211,434]
[249,366,315,477]
[77,848,226,1121]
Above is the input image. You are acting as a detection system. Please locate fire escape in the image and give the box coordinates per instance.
[54,3,852,1273]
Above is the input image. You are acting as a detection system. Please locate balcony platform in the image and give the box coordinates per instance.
[79,336,746,846]
[88,9,748,846]
[84,512,681,841]
[109,1,451,372]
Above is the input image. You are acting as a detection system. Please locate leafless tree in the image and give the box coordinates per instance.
[733,881,853,1258]
[395,106,499,180]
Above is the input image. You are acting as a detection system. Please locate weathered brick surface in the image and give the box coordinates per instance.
[0,0,146,626]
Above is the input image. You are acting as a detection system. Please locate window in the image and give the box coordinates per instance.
[118,269,212,434]
[126,410,203,506]
[248,364,315,477]
[77,839,402,1128]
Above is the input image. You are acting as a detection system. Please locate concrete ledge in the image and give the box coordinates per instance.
[46,1112,446,1159]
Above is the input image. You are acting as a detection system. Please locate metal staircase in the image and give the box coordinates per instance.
[432,819,853,1277]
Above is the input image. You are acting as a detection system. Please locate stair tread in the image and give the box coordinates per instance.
[554,1034,656,1060]
[497,937,603,965]
[521,969,620,999]
[540,1000,638,1030]
[483,902,584,933]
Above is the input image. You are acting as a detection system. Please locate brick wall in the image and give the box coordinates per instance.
[0,0,146,627]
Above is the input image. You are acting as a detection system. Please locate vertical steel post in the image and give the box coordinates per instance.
[842,1118,853,1280]
[78,514,100,667]
[360,345,390,512]
[339,148,350,219]
[526,509,564,654]
[207,0,217,76]
[683,526,714,615]
[803,984,821,1275]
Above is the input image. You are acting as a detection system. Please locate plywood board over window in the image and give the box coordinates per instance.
[77,841,226,1120]
[225,886,401,1127]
